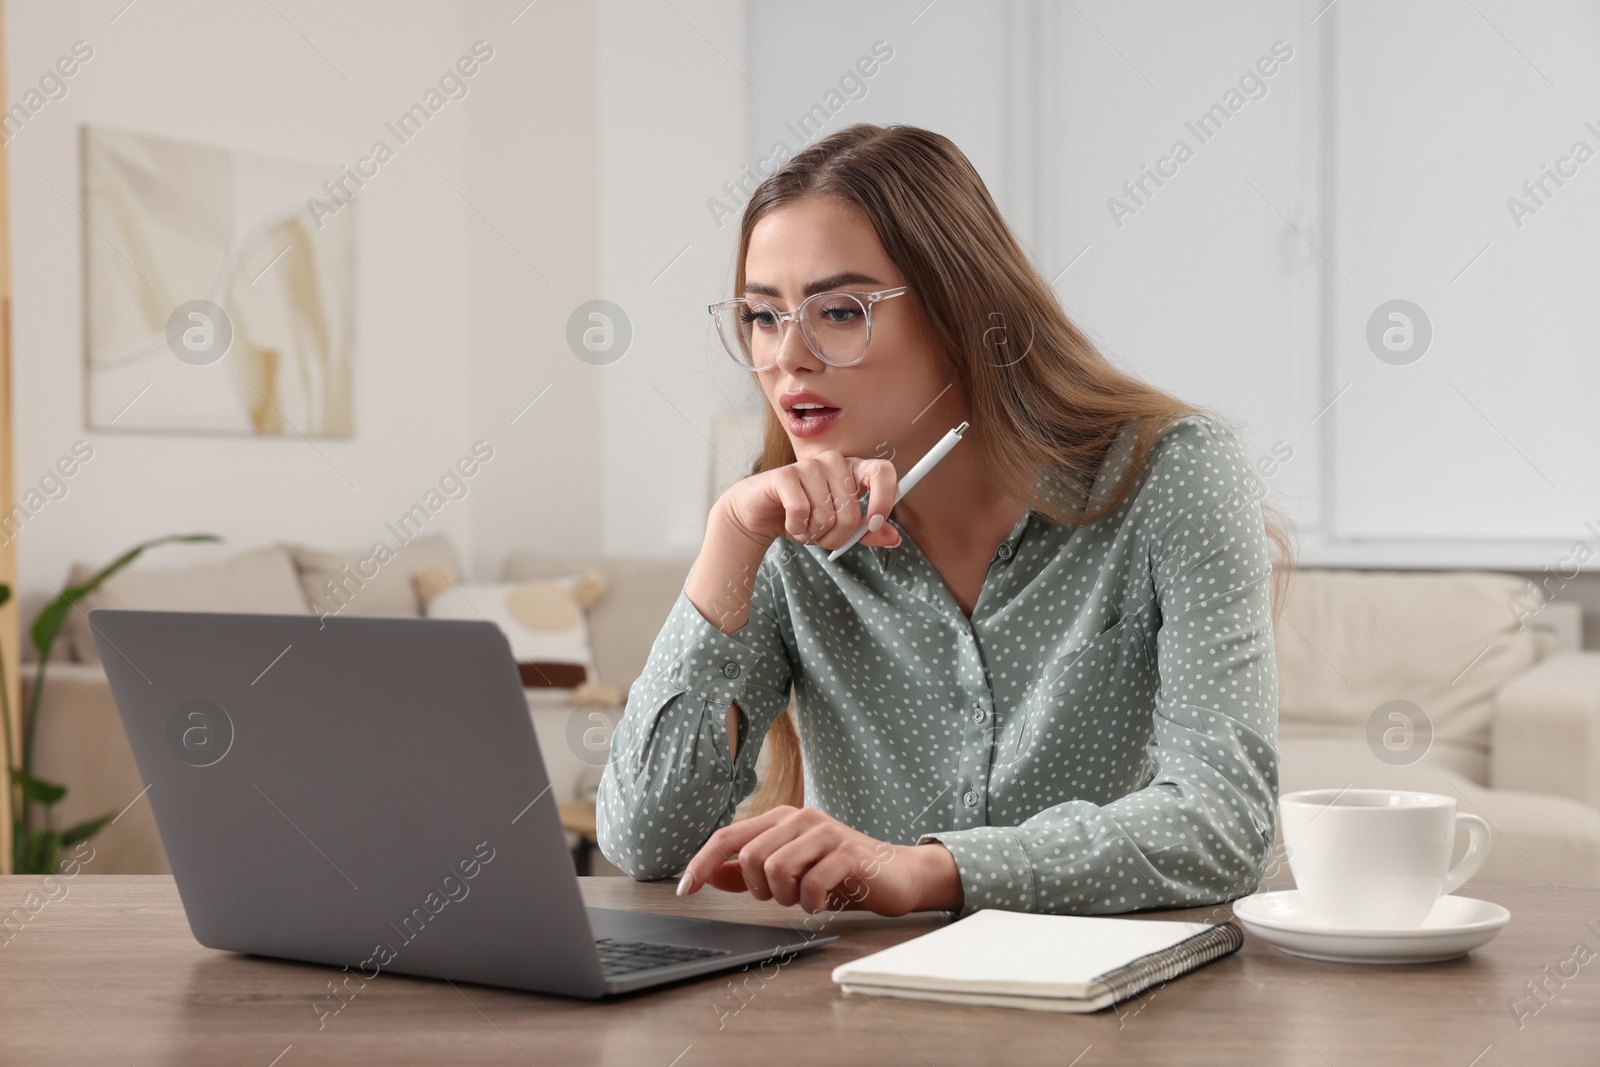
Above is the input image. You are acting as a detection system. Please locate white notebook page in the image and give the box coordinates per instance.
[830,909,1217,998]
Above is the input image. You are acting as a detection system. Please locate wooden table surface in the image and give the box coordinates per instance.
[0,876,1593,1066]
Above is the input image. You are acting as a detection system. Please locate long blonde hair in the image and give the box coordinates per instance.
[737,123,1295,816]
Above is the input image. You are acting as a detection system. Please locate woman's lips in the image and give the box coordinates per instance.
[785,406,842,438]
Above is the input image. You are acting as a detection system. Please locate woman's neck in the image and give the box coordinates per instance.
[888,442,1030,553]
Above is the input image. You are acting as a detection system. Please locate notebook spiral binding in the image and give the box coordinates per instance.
[1087,920,1245,1005]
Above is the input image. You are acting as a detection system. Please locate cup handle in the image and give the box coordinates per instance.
[1441,813,1492,895]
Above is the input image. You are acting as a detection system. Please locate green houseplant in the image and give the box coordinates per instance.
[4,533,219,874]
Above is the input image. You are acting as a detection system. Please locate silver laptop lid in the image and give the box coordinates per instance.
[89,608,607,997]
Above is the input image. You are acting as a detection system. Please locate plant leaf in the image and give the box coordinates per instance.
[61,811,116,848]
[10,766,66,805]
[22,828,62,876]
[30,534,220,659]
[0,583,11,609]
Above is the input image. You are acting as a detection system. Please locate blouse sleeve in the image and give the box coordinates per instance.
[595,547,795,881]
[917,416,1280,917]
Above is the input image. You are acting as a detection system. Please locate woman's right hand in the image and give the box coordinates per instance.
[716,451,903,553]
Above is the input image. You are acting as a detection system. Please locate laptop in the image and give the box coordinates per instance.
[89,607,837,997]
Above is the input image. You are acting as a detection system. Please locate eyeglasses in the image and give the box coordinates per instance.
[707,286,909,371]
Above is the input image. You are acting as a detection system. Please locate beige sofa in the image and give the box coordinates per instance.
[1271,570,1600,886]
[26,537,690,874]
[26,550,1600,888]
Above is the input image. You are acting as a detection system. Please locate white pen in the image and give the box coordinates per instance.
[828,421,969,561]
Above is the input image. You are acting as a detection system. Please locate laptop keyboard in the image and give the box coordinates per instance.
[594,937,731,976]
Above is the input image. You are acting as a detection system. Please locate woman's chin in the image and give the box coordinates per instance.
[790,436,861,460]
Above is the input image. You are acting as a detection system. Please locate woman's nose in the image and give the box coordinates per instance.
[772,315,823,373]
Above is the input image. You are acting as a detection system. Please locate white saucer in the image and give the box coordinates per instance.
[1231,890,1510,964]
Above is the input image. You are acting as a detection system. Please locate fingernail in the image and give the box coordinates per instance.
[867,514,884,532]
[676,871,694,896]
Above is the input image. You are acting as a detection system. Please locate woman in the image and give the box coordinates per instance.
[596,123,1293,920]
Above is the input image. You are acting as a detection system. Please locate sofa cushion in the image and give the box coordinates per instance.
[282,532,459,619]
[66,546,308,664]
[419,568,606,704]
[500,551,694,698]
[1275,569,1543,757]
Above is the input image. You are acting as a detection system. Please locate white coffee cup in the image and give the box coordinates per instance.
[1278,788,1491,929]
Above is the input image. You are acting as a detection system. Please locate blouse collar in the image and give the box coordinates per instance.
[856,418,1141,576]
[864,465,1046,576]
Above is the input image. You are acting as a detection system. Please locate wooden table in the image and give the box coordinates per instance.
[0,876,1594,1065]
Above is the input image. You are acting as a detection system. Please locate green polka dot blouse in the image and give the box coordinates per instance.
[596,412,1280,918]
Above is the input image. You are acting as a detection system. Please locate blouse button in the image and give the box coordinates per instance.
[963,790,978,807]
[721,662,741,678]
[996,543,1013,561]
[971,706,987,723]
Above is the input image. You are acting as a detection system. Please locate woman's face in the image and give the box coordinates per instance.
[743,196,962,466]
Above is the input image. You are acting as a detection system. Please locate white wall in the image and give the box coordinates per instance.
[6,0,756,617]
[1327,0,1600,544]
[460,0,603,577]
[597,0,755,557]
[5,0,617,619]
[18,0,1597,617]
[1048,0,1316,528]
[8,0,472,608]
[751,0,1011,217]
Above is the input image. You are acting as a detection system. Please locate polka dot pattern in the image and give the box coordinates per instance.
[596,413,1279,918]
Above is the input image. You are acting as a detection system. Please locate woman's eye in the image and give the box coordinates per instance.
[740,309,778,329]
[817,303,863,325]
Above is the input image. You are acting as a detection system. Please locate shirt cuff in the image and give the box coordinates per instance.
[916,827,1036,916]
[659,588,769,712]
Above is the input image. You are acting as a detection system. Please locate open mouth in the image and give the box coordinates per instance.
[784,404,842,436]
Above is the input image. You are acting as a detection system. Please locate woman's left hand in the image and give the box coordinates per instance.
[675,805,963,916]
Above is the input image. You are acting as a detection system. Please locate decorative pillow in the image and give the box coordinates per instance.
[415,566,622,706]
[282,532,460,619]
[65,546,309,664]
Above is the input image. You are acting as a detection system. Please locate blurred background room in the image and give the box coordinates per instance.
[3,0,1599,885]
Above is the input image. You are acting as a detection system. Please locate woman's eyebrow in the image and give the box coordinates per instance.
[744,271,883,299]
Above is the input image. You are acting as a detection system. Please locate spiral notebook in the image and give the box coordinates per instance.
[831,909,1244,1013]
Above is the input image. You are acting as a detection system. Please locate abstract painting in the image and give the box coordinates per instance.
[82,124,355,436]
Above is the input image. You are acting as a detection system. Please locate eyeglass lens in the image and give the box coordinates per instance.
[714,292,872,367]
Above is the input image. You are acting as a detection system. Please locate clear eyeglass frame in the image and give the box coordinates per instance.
[707,285,910,371]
